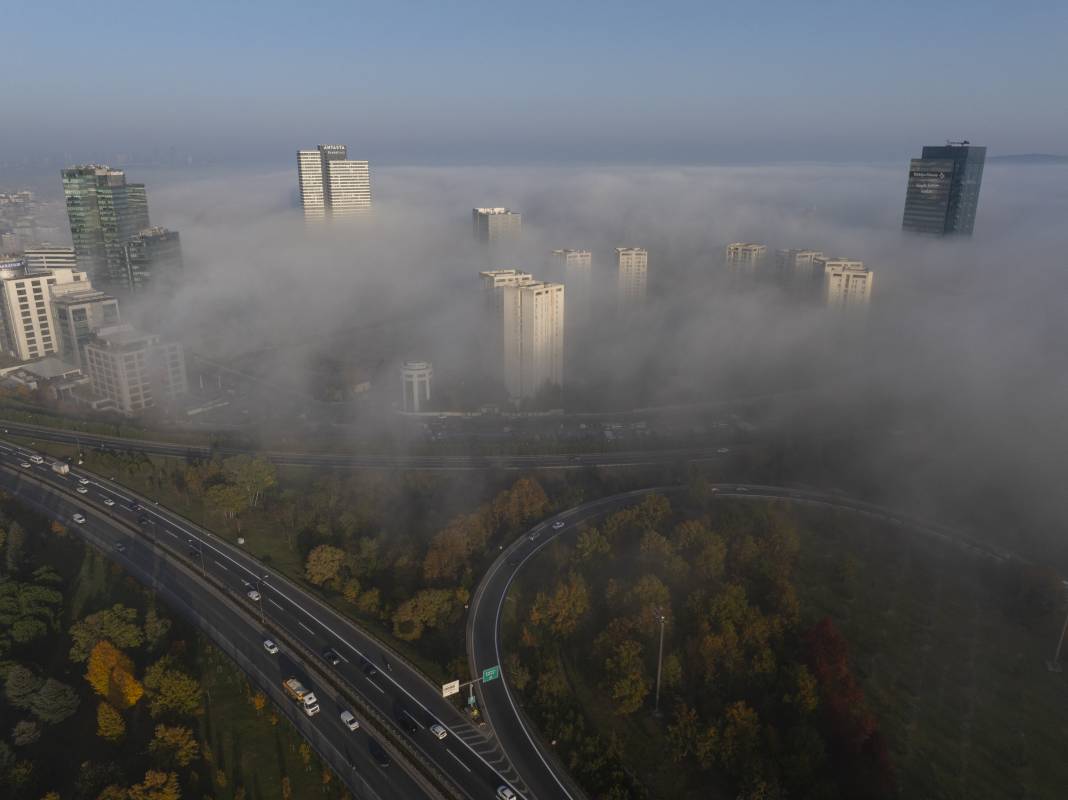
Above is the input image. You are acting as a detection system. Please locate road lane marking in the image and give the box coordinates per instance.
[166,530,178,538]
[268,598,285,611]
[446,749,472,772]
[366,679,385,694]
[402,711,425,729]
[298,621,315,635]
[213,560,228,571]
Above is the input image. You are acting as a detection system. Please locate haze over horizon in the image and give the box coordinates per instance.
[2,0,1066,167]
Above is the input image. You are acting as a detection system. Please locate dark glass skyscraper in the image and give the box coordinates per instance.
[901,142,985,236]
[62,165,151,287]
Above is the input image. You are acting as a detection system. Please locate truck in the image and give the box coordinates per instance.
[51,462,70,475]
[282,678,320,716]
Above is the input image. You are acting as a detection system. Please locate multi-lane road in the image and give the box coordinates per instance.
[0,439,530,800]
[0,420,738,471]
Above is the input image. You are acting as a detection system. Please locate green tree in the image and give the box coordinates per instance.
[604,640,649,715]
[304,544,346,587]
[69,604,145,661]
[4,521,27,573]
[667,703,699,762]
[145,664,202,718]
[149,724,200,767]
[142,607,172,651]
[575,527,610,561]
[223,455,277,509]
[718,701,762,775]
[11,719,41,746]
[96,701,126,741]
[205,483,246,529]
[29,678,80,724]
[530,572,590,637]
[4,665,42,709]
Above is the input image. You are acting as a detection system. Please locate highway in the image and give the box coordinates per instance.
[0,420,736,471]
[0,439,529,800]
[467,483,1013,800]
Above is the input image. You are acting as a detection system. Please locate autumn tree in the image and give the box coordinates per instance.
[392,587,468,640]
[144,660,202,718]
[128,770,181,800]
[69,604,145,661]
[304,544,346,587]
[575,526,610,562]
[604,639,649,715]
[223,455,277,509]
[86,640,143,708]
[529,572,590,637]
[492,477,549,530]
[422,512,489,583]
[206,483,246,529]
[96,701,126,741]
[143,607,172,651]
[149,724,200,767]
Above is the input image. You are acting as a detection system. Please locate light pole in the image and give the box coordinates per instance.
[1046,581,1068,672]
[654,609,666,716]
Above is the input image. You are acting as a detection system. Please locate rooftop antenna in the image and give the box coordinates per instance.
[946,139,970,146]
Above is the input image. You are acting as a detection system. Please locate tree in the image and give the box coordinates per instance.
[86,640,143,708]
[342,578,362,603]
[205,483,246,529]
[223,455,277,509]
[4,521,27,573]
[4,665,42,709]
[604,640,649,715]
[143,607,172,651]
[492,478,549,529]
[422,512,488,582]
[96,701,126,741]
[11,719,41,746]
[128,770,181,800]
[145,664,202,718]
[575,526,610,561]
[304,544,346,587]
[718,701,762,775]
[149,724,200,767]
[29,678,80,724]
[530,572,590,637]
[69,604,145,661]
[392,587,466,640]
[667,703,699,762]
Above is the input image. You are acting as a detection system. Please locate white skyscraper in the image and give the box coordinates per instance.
[725,242,768,279]
[775,248,824,290]
[616,247,648,312]
[473,208,522,243]
[23,244,78,272]
[552,249,592,327]
[297,144,371,218]
[502,282,564,401]
[818,258,874,309]
[0,260,91,361]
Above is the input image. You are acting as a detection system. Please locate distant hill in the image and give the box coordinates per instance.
[988,153,1068,164]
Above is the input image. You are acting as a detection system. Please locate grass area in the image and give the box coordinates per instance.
[793,506,1068,800]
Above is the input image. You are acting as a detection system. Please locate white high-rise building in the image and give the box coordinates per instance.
[84,324,187,415]
[23,244,78,272]
[0,259,90,361]
[819,259,874,309]
[297,144,371,218]
[297,150,326,218]
[725,242,768,277]
[400,361,433,412]
[502,282,564,401]
[553,249,592,327]
[473,208,521,243]
[616,247,648,311]
[775,248,824,289]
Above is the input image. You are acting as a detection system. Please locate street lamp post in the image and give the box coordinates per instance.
[1046,581,1068,672]
[654,610,666,715]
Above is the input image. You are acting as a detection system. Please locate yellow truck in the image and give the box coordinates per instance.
[282,677,320,716]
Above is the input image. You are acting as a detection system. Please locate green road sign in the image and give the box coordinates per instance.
[482,665,500,683]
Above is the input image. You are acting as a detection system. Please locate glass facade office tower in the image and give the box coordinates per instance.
[121,227,183,293]
[62,166,151,287]
[902,143,985,236]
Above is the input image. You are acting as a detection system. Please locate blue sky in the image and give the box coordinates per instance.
[3,0,1066,165]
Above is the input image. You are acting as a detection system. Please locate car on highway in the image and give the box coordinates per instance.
[247,589,262,602]
[528,529,541,542]
[76,486,88,494]
[496,786,519,800]
[78,477,90,485]
[263,639,279,654]
[340,710,360,731]
[113,541,126,552]
[368,738,391,768]
[361,658,378,677]
[103,498,115,506]
[429,723,447,740]
[717,447,730,454]
[72,513,86,524]
[19,461,30,469]
[737,487,748,492]
[551,521,565,530]
[29,455,44,465]
[322,648,342,666]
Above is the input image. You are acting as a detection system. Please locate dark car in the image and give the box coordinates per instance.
[322,648,342,666]
[368,738,391,768]
[398,710,418,734]
[361,659,378,677]
[137,515,150,526]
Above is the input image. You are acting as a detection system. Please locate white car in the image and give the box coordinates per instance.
[19,461,30,469]
[103,498,115,507]
[76,486,88,494]
[717,447,730,454]
[78,477,90,485]
[340,710,360,731]
[247,590,262,602]
[72,513,86,524]
[496,787,518,800]
[263,639,279,654]
[429,723,447,740]
[551,521,565,530]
